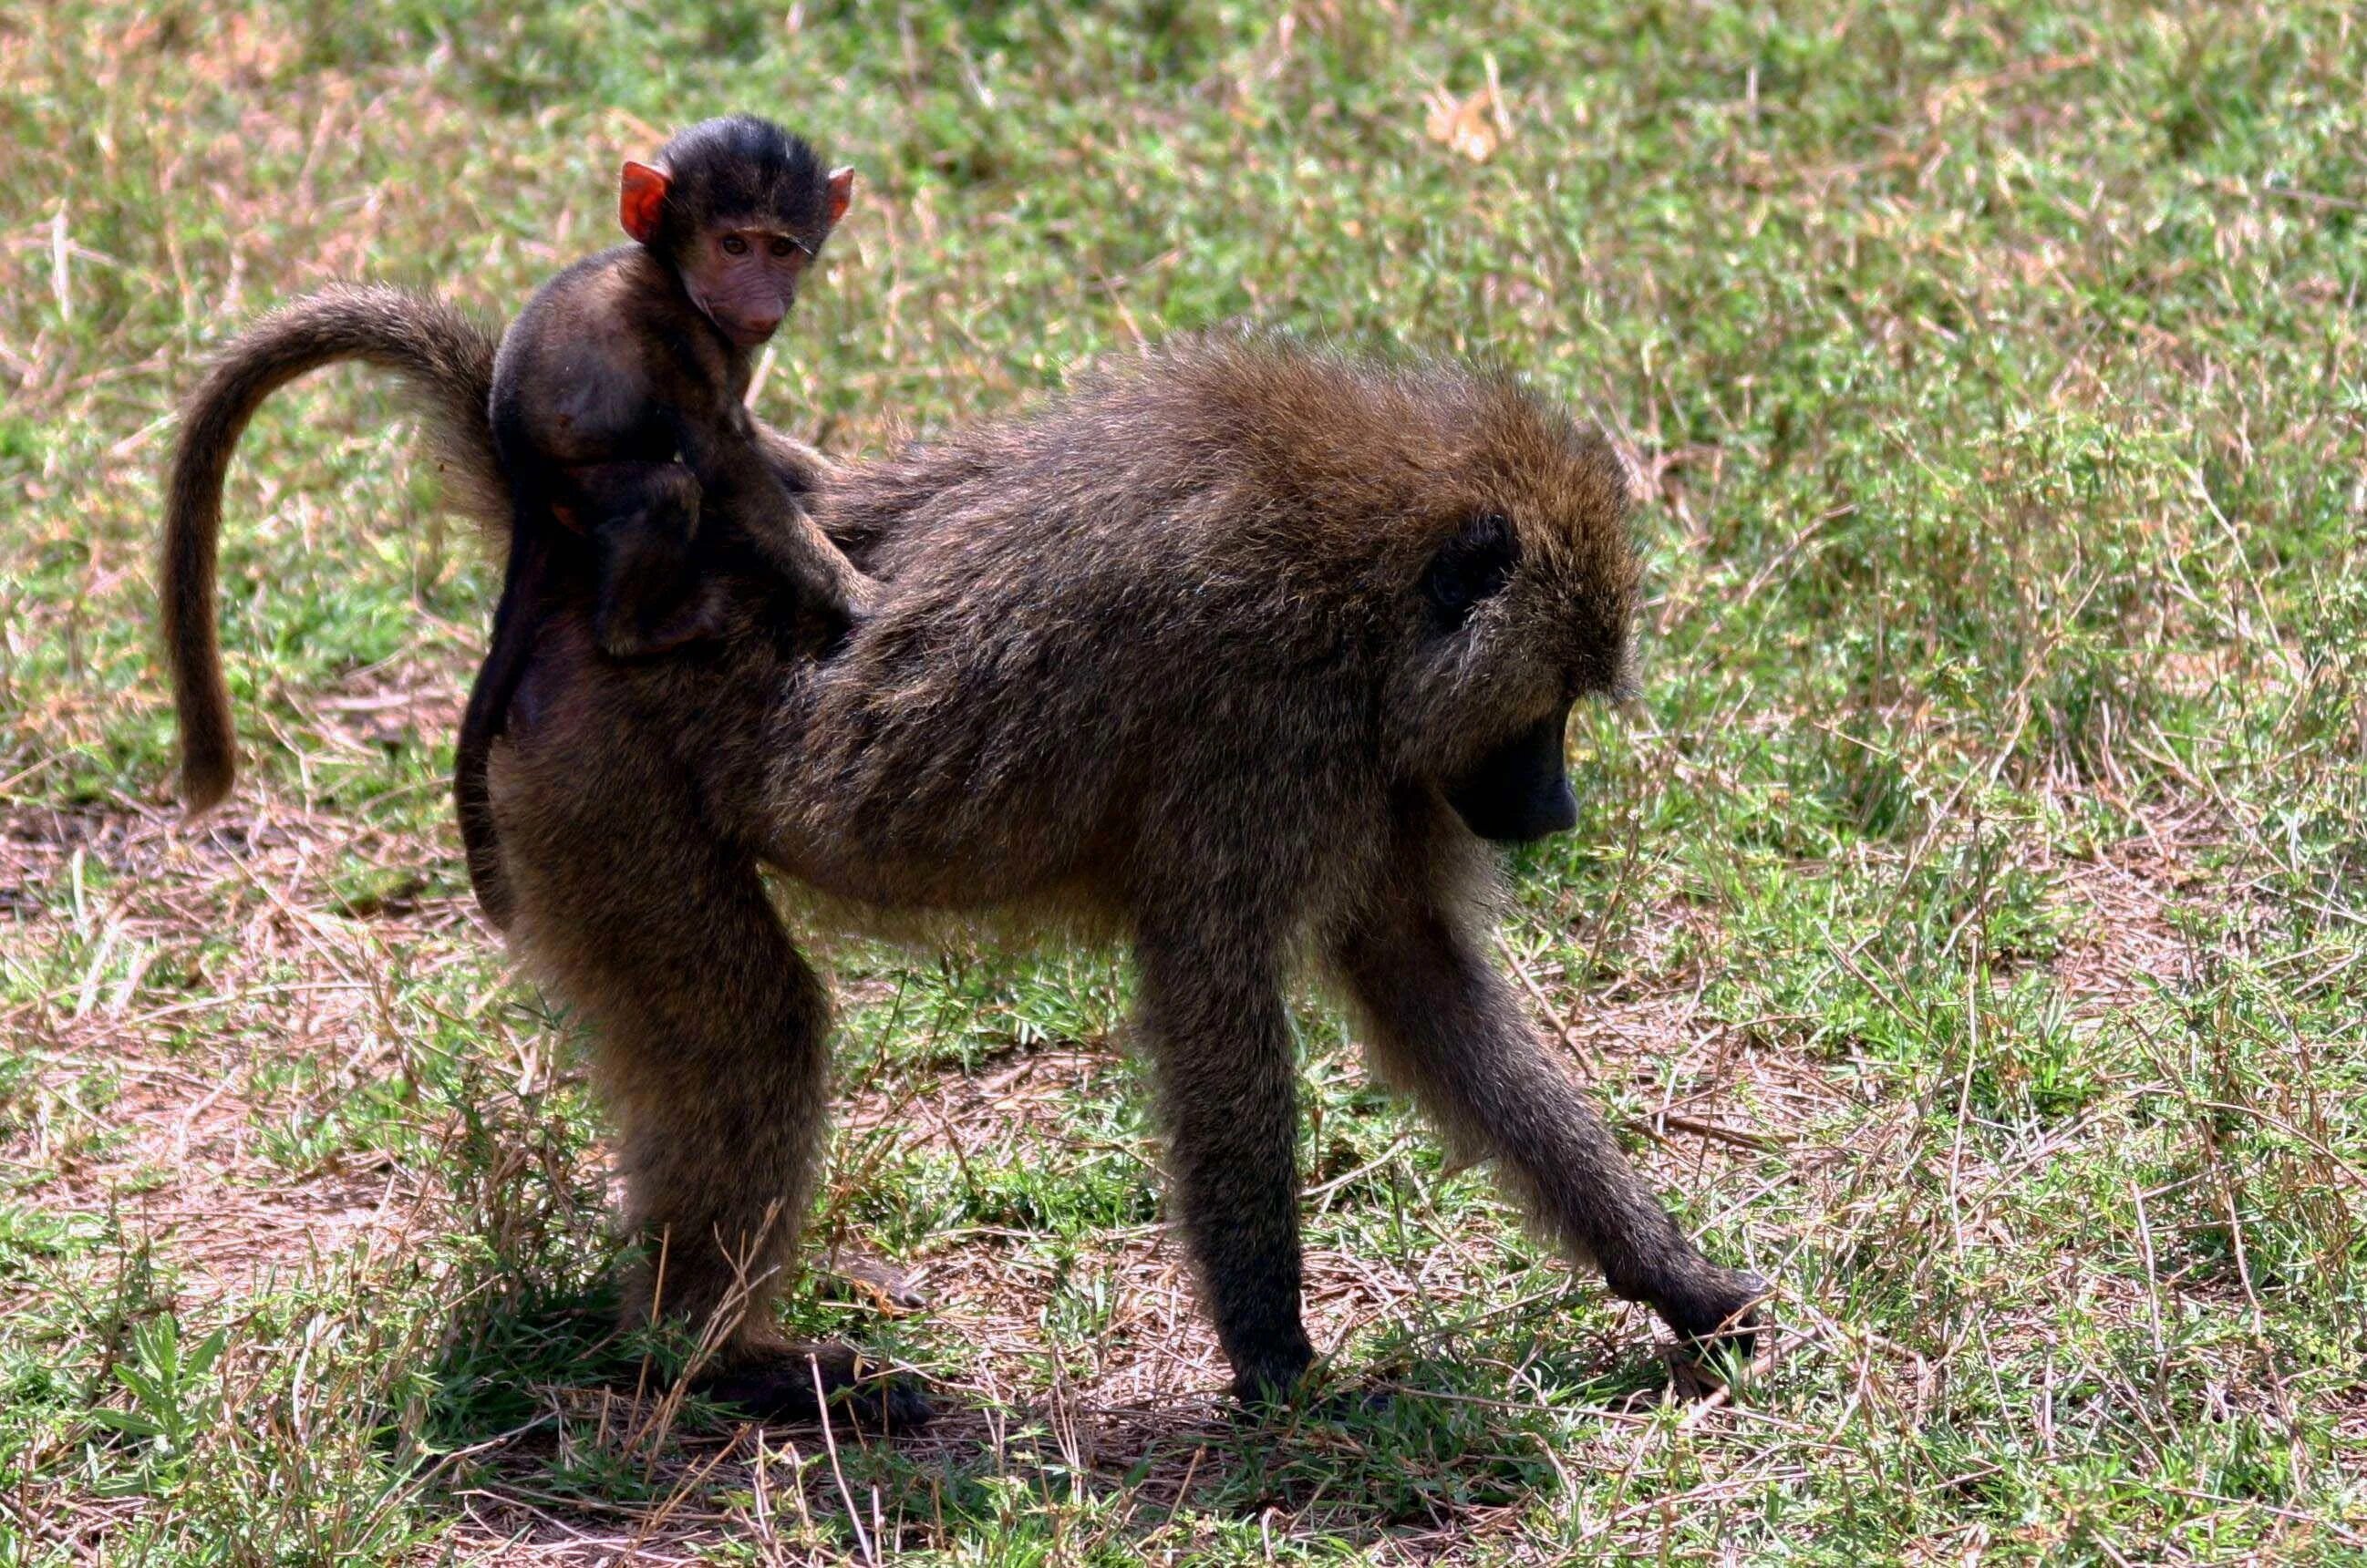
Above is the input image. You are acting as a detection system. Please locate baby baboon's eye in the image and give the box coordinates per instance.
[1420,511,1518,632]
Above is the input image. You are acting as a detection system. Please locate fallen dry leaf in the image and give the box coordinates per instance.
[1423,54,1514,164]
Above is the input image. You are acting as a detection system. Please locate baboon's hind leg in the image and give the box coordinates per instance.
[1332,888,1766,1351]
[1136,930,1317,1405]
[497,722,929,1429]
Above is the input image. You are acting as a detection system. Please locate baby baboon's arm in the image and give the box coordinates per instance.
[675,405,877,621]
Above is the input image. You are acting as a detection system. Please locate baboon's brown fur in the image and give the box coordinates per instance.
[161,284,505,816]
[164,310,1764,1423]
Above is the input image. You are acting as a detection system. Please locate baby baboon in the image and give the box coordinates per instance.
[461,116,872,926]
[164,318,1765,1425]
[491,115,865,662]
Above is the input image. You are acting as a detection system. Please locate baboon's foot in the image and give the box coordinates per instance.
[1225,1340,1319,1415]
[694,1342,934,1432]
[1645,1264,1770,1358]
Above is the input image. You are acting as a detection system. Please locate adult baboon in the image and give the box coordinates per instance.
[165,310,1765,1424]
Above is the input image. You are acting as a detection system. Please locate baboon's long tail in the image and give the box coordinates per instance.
[161,284,502,812]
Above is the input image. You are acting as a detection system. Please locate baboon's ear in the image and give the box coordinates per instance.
[620,160,671,245]
[825,166,855,228]
[1421,512,1519,632]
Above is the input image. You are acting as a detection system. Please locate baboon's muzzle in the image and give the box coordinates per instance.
[1446,713,1579,843]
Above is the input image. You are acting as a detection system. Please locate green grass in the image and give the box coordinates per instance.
[3,1,2363,1560]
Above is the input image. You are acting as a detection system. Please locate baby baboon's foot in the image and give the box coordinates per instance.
[614,583,729,658]
[694,1342,934,1432]
[1650,1265,1770,1358]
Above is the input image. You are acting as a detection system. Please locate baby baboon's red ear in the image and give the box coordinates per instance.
[825,166,855,228]
[620,160,671,244]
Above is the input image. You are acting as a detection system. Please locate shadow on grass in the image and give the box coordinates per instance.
[407,1284,1690,1553]
[402,1070,1700,1547]
[417,1273,635,1444]
[776,1345,1688,1555]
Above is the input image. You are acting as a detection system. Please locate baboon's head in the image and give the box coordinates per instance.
[1150,341,1640,845]
[888,338,1641,851]
[1358,367,1641,845]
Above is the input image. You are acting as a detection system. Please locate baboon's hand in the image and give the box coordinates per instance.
[1656,1265,1771,1360]
[1226,1342,1321,1416]
[1242,1377,1398,1426]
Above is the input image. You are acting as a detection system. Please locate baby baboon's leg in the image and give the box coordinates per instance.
[571,462,721,658]
[1332,892,1765,1347]
[1135,932,1316,1404]
[497,722,925,1427]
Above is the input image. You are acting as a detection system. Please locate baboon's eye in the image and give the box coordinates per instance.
[1421,512,1518,632]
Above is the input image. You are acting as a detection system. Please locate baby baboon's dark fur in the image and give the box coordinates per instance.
[163,315,1765,1424]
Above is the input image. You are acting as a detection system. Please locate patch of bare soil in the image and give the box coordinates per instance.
[1,769,488,1316]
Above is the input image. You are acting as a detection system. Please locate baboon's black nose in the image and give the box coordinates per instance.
[1447,714,1579,842]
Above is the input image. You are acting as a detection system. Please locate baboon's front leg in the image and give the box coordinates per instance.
[496,705,925,1428]
[1332,890,1765,1348]
[1135,933,1316,1403]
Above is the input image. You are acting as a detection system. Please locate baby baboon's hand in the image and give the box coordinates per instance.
[804,566,882,657]
[835,566,884,624]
